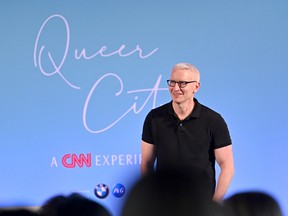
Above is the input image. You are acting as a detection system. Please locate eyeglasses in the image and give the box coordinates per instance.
[167,80,197,88]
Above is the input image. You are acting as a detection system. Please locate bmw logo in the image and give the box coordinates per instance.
[94,183,109,199]
[112,183,125,198]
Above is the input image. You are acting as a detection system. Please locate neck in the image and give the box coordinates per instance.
[172,99,195,120]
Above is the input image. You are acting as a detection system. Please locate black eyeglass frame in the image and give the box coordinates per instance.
[166,80,197,88]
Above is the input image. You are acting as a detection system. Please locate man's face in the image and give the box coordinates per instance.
[169,69,200,104]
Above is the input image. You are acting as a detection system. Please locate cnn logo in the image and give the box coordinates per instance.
[62,153,92,168]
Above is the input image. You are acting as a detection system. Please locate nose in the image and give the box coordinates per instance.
[172,83,181,90]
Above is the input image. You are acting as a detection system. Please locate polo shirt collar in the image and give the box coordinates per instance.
[167,98,201,119]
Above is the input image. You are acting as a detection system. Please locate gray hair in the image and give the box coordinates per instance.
[172,63,200,82]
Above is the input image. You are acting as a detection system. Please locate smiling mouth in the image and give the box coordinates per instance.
[173,92,183,96]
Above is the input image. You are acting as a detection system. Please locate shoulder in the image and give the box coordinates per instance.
[201,104,221,116]
[197,101,225,122]
[147,101,171,117]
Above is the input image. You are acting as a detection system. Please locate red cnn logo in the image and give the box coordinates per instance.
[62,153,92,168]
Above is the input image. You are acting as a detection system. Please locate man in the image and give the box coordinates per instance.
[141,62,234,201]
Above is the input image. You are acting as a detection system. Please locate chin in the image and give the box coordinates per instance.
[172,98,183,104]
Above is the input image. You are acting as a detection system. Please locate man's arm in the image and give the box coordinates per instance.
[140,141,156,176]
[213,145,234,201]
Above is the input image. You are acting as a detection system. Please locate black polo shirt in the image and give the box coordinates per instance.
[142,98,232,195]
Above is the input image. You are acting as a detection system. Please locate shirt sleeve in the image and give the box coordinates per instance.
[212,114,232,149]
[141,111,155,144]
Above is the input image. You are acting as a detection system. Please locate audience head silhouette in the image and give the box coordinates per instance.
[224,191,283,216]
[40,193,111,216]
[0,208,39,216]
[121,166,227,216]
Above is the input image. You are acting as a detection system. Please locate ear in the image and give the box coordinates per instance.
[193,82,200,93]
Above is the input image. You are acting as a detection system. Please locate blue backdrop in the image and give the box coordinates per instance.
[1,1,288,215]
